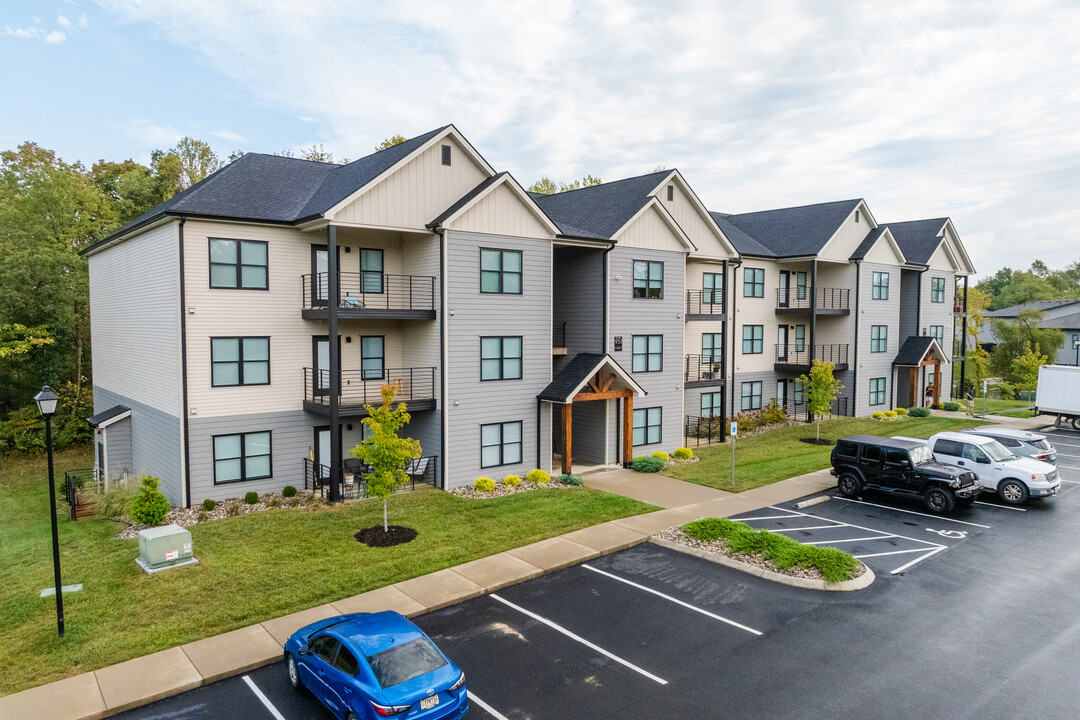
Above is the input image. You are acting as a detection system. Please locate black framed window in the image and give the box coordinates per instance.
[743,268,764,297]
[209,239,268,290]
[870,325,887,353]
[701,392,724,417]
[703,272,723,304]
[872,271,889,300]
[480,421,522,468]
[741,381,762,411]
[633,260,664,299]
[632,407,662,446]
[211,337,270,387]
[931,277,946,303]
[929,325,945,345]
[794,379,805,404]
[632,335,663,372]
[213,431,272,484]
[361,336,385,380]
[742,325,763,354]
[869,377,886,406]
[795,325,806,352]
[796,272,808,300]
[360,248,384,294]
[480,337,523,380]
[702,333,723,363]
[480,249,523,294]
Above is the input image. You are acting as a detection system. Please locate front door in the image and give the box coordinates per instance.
[776,379,787,409]
[778,271,791,307]
[777,326,789,361]
[310,245,343,307]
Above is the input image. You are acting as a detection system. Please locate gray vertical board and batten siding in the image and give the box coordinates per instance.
[606,246,686,458]
[899,269,921,340]
[553,246,606,360]
[858,261,902,415]
[93,386,184,503]
[444,230,552,486]
[104,417,133,478]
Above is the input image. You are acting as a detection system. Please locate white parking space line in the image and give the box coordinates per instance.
[975,501,1026,512]
[1059,478,1080,484]
[805,535,896,545]
[470,692,511,720]
[890,546,948,574]
[832,497,991,528]
[737,514,807,521]
[581,564,762,636]
[771,524,850,532]
[242,676,287,720]
[767,506,947,548]
[1054,451,1080,458]
[853,548,930,559]
[489,594,669,685]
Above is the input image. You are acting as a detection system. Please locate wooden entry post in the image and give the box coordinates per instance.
[562,403,573,475]
[622,394,633,466]
[933,359,942,406]
[909,367,918,407]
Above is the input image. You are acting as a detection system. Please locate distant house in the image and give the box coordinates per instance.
[979,300,1080,365]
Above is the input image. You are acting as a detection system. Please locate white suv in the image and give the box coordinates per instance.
[925,431,1060,505]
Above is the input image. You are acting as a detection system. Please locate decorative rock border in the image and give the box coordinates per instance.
[649,536,875,591]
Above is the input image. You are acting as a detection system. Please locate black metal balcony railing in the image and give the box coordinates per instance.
[684,354,725,384]
[304,456,438,500]
[686,290,725,316]
[683,415,727,447]
[775,343,849,367]
[301,272,436,313]
[304,367,436,408]
[770,396,851,421]
[776,287,850,312]
[953,300,966,314]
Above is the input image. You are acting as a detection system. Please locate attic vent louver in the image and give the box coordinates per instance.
[855,210,860,223]
[667,185,674,201]
[441,145,451,166]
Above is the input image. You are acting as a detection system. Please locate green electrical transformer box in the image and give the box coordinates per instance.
[136,524,196,573]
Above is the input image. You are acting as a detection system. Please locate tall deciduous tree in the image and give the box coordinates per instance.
[1011,343,1048,392]
[351,385,422,531]
[990,309,1064,378]
[797,360,844,441]
[528,175,602,194]
[375,135,407,151]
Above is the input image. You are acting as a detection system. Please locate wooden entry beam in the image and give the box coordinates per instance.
[562,403,572,475]
[571,389,633,403]
[622,395,633,466]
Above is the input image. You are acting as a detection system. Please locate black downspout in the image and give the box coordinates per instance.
[809,260,818,422]
[536,398,542,470]
[178,218,192,508]
[438,229,447,489]
[602,243,614,353]
[729,260,742,421]
[960,276,969,398]
[720,259,729,443]
[327,225,341,503]
[854,260,861,414]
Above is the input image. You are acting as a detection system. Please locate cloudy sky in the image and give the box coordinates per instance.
[3,0,1079,276]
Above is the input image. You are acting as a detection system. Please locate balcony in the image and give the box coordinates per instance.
[770,396,851,421]
[553,322,567,355]
[301,272,436,320]
[303,367,437,416]
[775,287,850,315]
[685,354,725,386]
[774,343,849,372]
[686,290,726,320]
[953,300,966,315]
[303,455,438,500]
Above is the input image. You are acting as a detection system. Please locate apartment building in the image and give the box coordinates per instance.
[980,300,1080,366]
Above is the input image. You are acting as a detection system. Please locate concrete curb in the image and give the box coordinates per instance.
[648,536,875,592]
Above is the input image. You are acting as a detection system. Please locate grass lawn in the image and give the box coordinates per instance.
[663,415,986,493]
[0,448,656,696]
[972,398,1037,418]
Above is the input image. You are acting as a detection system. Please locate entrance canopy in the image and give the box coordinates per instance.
[893,336,949,367]
[539,353,646,404]
[87,405,131,428]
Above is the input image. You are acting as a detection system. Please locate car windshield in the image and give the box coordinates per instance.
[909,445,933,465]
[367,637,447,689]
[983,440,1015,462]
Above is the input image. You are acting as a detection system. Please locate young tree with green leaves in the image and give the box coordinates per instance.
[375,135,407,151]
[797,360,844,441]
[527,175,602,194]
[990,308,1064,378]
[351,384,422,531]
[1011,343,1047,392]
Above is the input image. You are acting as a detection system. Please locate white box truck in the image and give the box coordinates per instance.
[1035,365,1080,430]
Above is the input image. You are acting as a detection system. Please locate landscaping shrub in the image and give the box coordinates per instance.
[762,399,788,425]
[202,498,216,511]
[884,410,897,418]
[630,455,666,473]
[226,502,241,517]
[473,476,495,492]
[282,485,297,498]
[682,517,860,583]
[244,491,259,505]
[871,411,886,420]
[197,510,208,522]
[526,469,551,484]
[651,451,670,461]
[503,474,522,487]
[269,498,281,507]
[131,475,170,526]
[559,473,583,486]
[908,407,931,418]
[93,477,139,521]
[943,401,961,412]
[734,411,760,433]
[895,407,908,416]
[673,447,693,460]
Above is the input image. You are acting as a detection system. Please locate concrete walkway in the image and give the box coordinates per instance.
[0,469,836,720]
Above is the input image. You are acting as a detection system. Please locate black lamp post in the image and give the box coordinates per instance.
[34,385,64,638]
[1074,339,1079,366]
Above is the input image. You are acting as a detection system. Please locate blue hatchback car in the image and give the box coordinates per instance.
[284,611,468,719]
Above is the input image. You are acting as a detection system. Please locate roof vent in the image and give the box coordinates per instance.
[667,185,674,201]
[855,210,860,223]
[441,145,451,166]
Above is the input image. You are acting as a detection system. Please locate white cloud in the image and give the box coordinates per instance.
[5,26,43,39]
[57,15,71,29]
[45,30,66,44]
[96,0,1080,273]
[211,129,246,143]
[124,118,183,149]
[78,15,88,28]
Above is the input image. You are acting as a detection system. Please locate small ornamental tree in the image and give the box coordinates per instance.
[1011,342,1047,394]
[351,384,422,532]
[797,360,845,442]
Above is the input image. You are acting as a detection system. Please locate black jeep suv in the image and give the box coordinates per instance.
[831,435,980,514]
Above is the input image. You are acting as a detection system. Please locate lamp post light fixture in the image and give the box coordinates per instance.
[34,385,64,638]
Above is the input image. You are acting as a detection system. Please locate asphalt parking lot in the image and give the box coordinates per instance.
[117,423,1080,720]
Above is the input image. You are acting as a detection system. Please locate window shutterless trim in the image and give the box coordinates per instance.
[479,248,524,295]
[742,325,763,354]
[360,335,386,381]
[930,277,946,303]
[479,336,523,381]
[870,325,887,353]
[702,272,724,304]
[631,334,664,373]
[208,238,269,290]
[869,377,886,406]
[872,271,889,300]
[632,260,664,299]
[480,421,523,468]
[632,407,663,446]
[210,336,271,387]
[212,430,273,484]
[743,267,764,298]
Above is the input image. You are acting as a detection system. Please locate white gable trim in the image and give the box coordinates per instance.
[95,409,131,429]
[649,170,739,257]
[566,355,647,402]
[434,173,560,236]
[611,197,697,251]
[819,199,876,260]
[941,219,976,275]
[860,227,907,265]
[323,125,496,220]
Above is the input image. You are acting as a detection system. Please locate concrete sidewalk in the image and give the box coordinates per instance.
[0,469,835,720]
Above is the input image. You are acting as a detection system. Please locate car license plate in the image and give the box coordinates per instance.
[421,695,439,710]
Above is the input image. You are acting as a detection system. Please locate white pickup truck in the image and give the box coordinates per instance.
[922,431,1060,505]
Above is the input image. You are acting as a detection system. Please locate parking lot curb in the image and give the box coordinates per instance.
[648,536,876,592]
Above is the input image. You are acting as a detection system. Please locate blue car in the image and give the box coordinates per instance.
[284,611,468,719]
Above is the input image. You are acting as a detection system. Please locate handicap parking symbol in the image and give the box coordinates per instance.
[927,528,968,539]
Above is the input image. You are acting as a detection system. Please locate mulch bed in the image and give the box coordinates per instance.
[799,438,834,445]
[355,525,418,547]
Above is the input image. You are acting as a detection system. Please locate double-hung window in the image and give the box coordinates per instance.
[701,392,724,418]
[870,325,888,353]
[632,335,663,372]
[794,380,805,404]
[795,325,806,352]
[209,239,268,290]
[869,377,886,406]
[480,249,523,294]
[743,268,764,297]
[742,325,763,354]
[703,272,723,304]
[632,407,662,446]
[360,249,384,294]
[741,381,762,411]
[480,421,522,468]
[796,272,808,300]
[701,333,723,364]
[929,325,945,345]
[361,336,385,380]
[211,337,270,386]
[931,277,946,303]
[872,271,889,300]
[480,337,522,380]
[633,260,664,299]
[213,431,272,484]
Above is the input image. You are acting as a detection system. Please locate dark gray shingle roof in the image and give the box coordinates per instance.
[713,199,862,257]
[87,405,130,426]
[709,213,775,257]
[428,172,507,228]
[849,227,888,261]
[538,353,643,402]
[893,336,945,366]
[1038,311,1080,330]
[883,218,949,265]
[984,299,1080,318]
[530,171,671,241]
